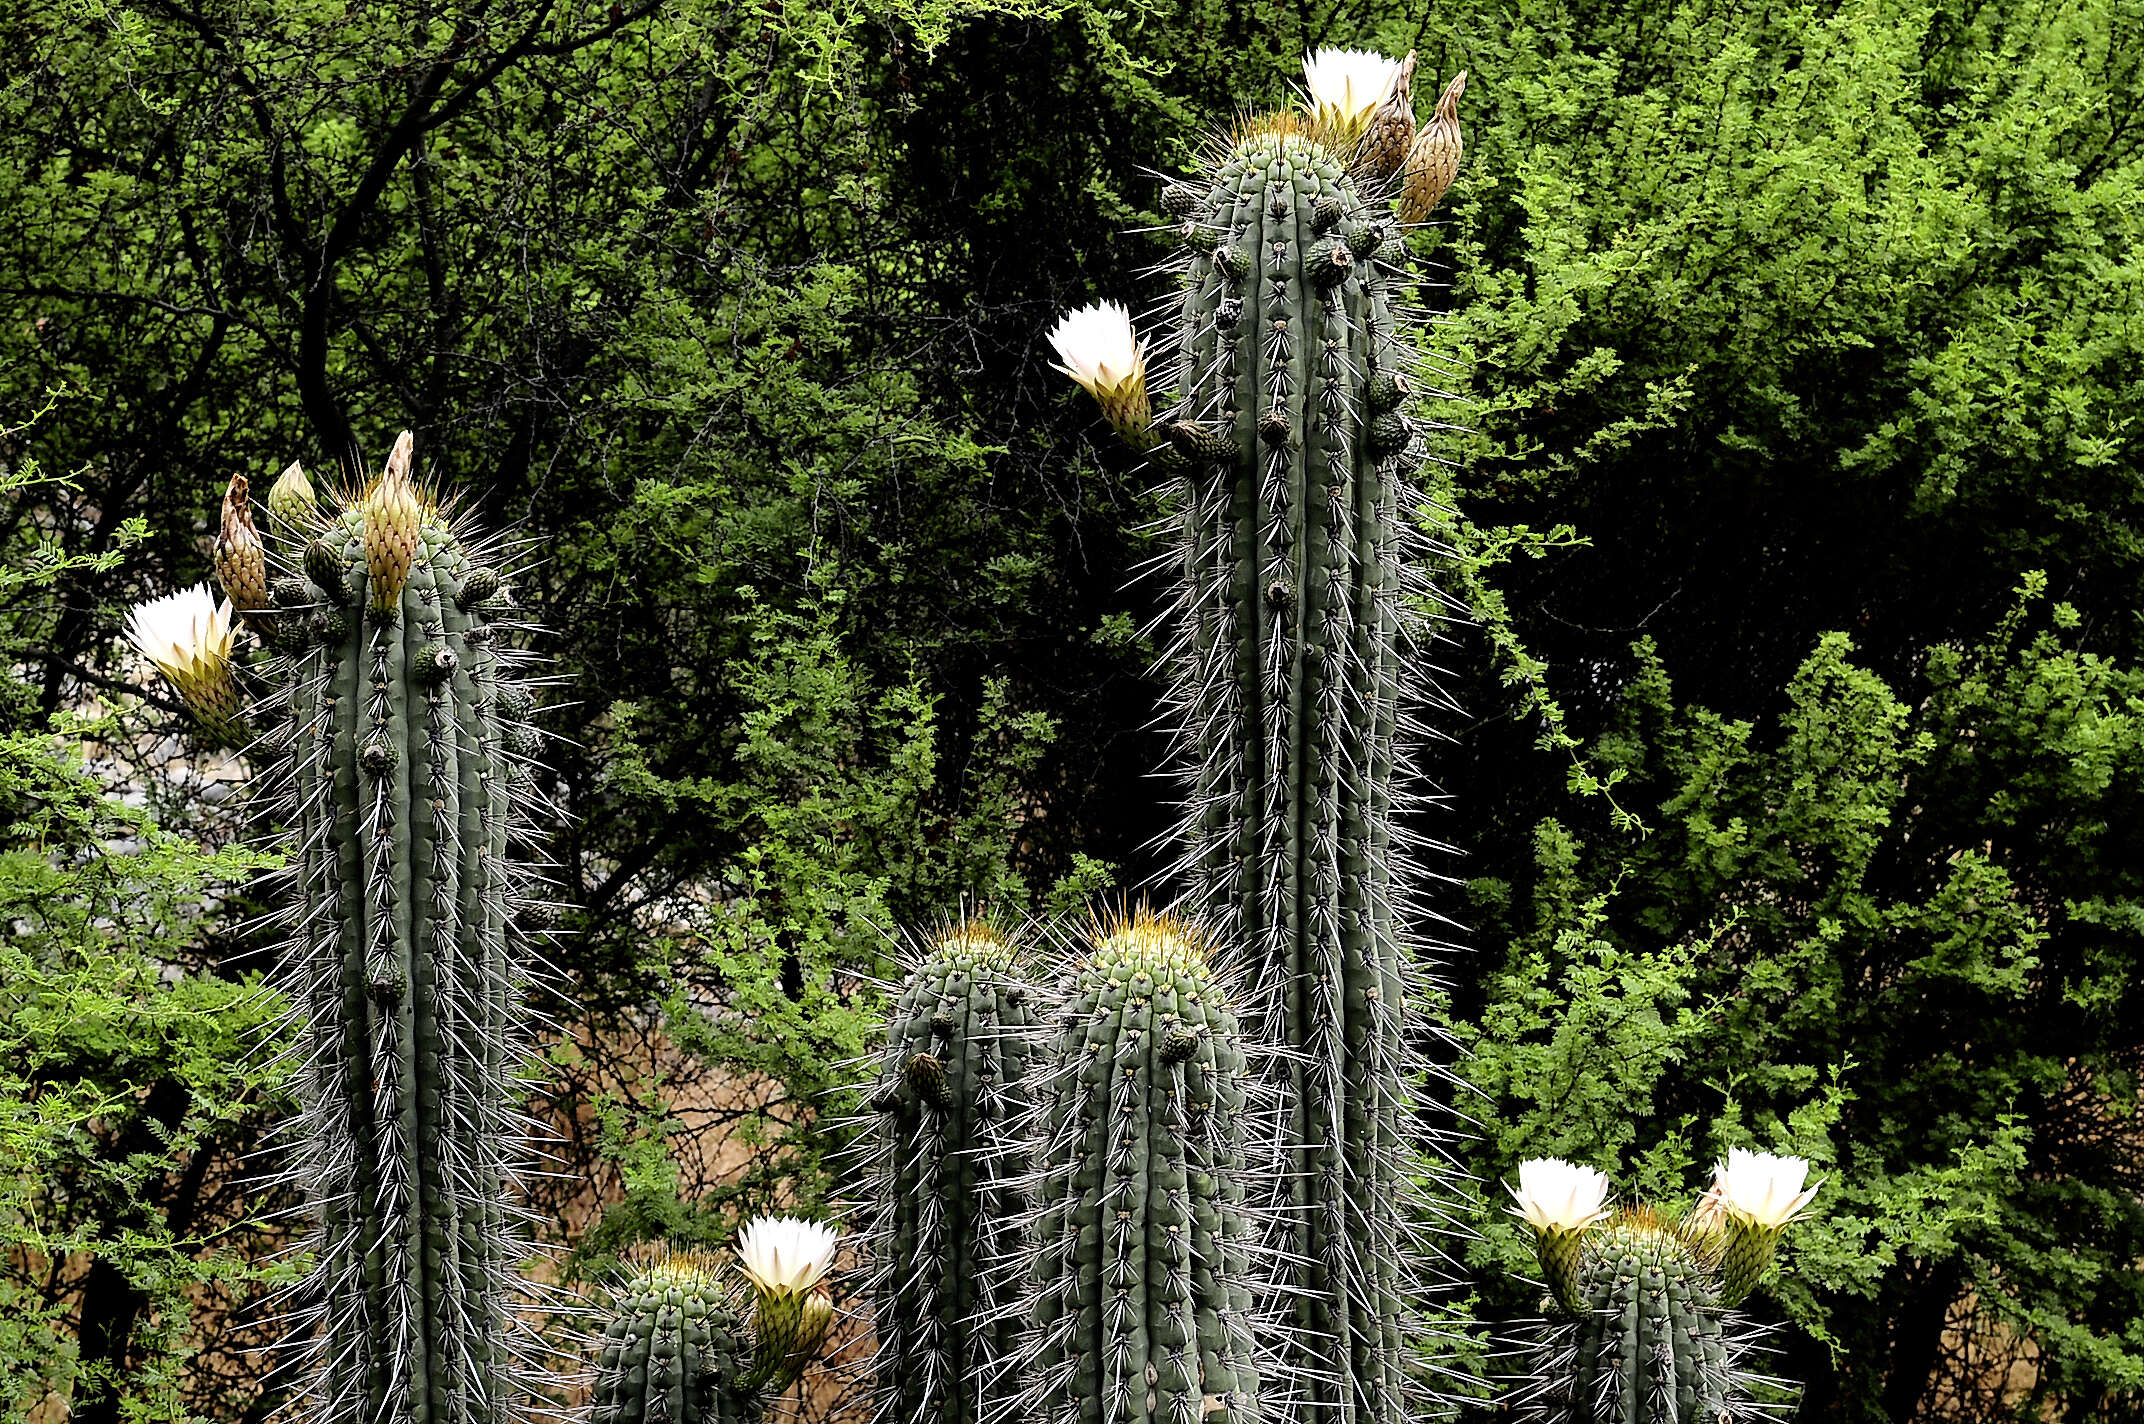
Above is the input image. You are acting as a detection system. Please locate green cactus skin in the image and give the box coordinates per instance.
[1514,1213,1787,1424]
[1020,910,1263,1424]
[594,1252,764,1424]
[1151,119,1466,1424]
[860,921,1042,1424]
[263,465,550,1424]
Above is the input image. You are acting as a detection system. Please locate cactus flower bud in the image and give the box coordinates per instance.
[214,475,272,634]
[1355,50,1418,183]
[1046,301,1152,448]
[1710,1148,1820,1305]
[1302,47,1404,146]
[361,431,424,612]
[1398,70,1467,224]
[266,459,319,531]
[126,584,244,742]
[1508,1157,1612,1315]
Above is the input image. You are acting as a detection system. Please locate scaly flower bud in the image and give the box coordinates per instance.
[1354,50,1418,183]
[266,459,318,532]
[361,431,424,611]
[1046,301,1152,448]
[1398,70,1467,224]
[126,584,244,742]
[1302,48,1403,146]
[1508,1157,1612,1314]
[214,475,273,635]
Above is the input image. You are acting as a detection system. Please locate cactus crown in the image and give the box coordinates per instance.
[1514,1206,1791,1424]
[1018,909,1267,1424]
[595,1249,763,1424]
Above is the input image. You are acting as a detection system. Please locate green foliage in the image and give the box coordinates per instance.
[1,418,290,1422]
[1462,581,2144,1416]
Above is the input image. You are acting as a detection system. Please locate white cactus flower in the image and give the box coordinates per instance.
[1047,301,1146,400]
[126,584,236,689]
[1046,301,1151,445]
[1302,48,1404,138]
[735,1215,841,1297]
[1506,1157,1614,1234]
[125,584,244,740]
[1712,1148,1820,1229]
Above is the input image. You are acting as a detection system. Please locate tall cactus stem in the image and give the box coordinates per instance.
[857,918,1043,1424]
[1144,100,1472,1424]
[1016,907,1268,1424]
[250,431,552,1424]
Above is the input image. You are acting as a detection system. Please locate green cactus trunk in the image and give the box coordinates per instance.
[266,467,545,1424]
[594,1253,764,1424]
[1155,121,1460,1424]
[862,921,1041,1424]
[1515,1213,1777,1424]
[1021,911,1262,1424]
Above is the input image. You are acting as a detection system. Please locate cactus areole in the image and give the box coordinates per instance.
[1155,115,1460,1424]
[250,436,548,1424]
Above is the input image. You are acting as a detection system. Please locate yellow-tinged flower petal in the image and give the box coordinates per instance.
[735,1215,841,1297]
[1712,1148,1820,1229]
[125,584,244,740]
[1506,1157,1613,1233]
[1046,302,1152,447]
[1302,48,1403,142]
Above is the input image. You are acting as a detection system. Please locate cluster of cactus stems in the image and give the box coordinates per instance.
[1049,46,1475,1424]
[858,919,1043,1424]
[1504,1156,1818,1424]
[116,44,1834,1424]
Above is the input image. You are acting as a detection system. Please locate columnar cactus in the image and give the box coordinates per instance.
[214,434,551,1424]
[1042,49,1471,1424]
[1019,908,1264,1424]
[595,1251,763,1424]
[1505,1156,1818,1424]
[860,920,1042,1424]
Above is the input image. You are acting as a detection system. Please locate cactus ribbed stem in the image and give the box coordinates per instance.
[1020,909,1263,1424]
[260,436,547,1424]
[861,921,1040,1424]
[594,1252,763,1424]
[1152,116,1464,1424]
